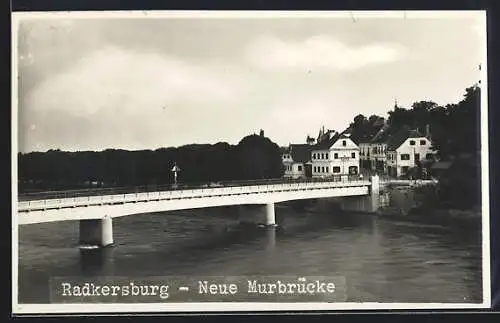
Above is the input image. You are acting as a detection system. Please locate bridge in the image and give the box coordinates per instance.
[17,175,380,248]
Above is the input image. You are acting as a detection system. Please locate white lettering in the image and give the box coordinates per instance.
[198,281,238,295]
[72,285,82,296]
[247,280,257,293]
[101,286,109,296]
[61,283,72,296]
[159,285,169,299]
[111,285,120,296]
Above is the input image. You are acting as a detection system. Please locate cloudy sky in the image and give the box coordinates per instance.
[15,11,485,153]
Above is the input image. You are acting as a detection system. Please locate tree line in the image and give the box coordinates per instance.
[18,134,284,193]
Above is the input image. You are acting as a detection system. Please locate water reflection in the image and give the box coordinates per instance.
[79,247,115,277]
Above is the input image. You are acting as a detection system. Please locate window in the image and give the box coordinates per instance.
[321,166,325,173]
[326,166,329,173]
[325,153,329,160]
[298,165,302,171]
[426,153,434,160]
[401,154,410,160]
[420,140,426,145]
[401,166,409,174]
[351,152,356,158]
[313,166,316,172]
[414,153,420,161]
[348,166,358,175]
[312,153,316,159]
[334,153,338,159]
[342,140,346,146]
[321,153,325,159]
[333,166,341,173]
[409,140,415,146]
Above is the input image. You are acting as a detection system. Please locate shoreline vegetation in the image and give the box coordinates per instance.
[18,85,481,220]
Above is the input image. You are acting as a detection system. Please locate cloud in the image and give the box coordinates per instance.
[245,35,406,72]
[259,94,353,146]
[20,46,250,151]
[24,46,245,117]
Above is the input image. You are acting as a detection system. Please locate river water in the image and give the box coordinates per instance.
[17,201,483,304]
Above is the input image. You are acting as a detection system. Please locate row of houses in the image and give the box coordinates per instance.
[282,127,360,179]
[282,123,437,179]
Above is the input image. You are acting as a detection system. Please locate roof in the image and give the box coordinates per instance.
[370,124,391,144]
[313,132,342,150]
[288,144,313,163]
[313,130,357,150]
[354,123,386,144]
[386,126,425,150]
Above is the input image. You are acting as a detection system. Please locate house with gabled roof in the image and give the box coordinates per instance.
[282,143,314,179]
[386,126,436,178]
[311,128,360,178]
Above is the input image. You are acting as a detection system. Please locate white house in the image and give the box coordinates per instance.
[386,127,436,178]
[311,130,360,178]
[282,144,313,179]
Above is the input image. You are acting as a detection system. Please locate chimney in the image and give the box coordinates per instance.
[306,135,315,145]
[259,129,264,137]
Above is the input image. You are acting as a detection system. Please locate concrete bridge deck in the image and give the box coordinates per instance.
[16,176,381,248]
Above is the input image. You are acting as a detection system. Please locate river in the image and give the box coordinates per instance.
[17,201,483,304]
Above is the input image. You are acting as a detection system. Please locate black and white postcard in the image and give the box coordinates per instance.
[12,10,490,314]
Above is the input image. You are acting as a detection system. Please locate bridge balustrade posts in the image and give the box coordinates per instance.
[79,217,114,247]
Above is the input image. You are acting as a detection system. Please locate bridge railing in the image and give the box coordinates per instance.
[18,177,371,212]
[18,175,366,202]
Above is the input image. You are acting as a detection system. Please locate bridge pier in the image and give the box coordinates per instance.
[79,217,114,247]
[238,203,277,227]
[265,203,276,226]
[340,175,380,213]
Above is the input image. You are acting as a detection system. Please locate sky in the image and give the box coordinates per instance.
[15,11,485,153]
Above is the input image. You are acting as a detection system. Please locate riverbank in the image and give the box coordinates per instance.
[374,205,482,229]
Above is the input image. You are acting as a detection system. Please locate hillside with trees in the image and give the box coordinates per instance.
[345,84,481,209]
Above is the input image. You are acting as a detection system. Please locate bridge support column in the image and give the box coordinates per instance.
[79,217,114,247]
[341,175,380,213]
[265,203,276,226]
[369,175,380,212]
[238,203,277,227]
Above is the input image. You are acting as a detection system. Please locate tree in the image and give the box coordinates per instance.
[233,134,284,180]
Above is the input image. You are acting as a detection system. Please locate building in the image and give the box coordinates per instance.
[367,125,391,173]
[311,129,360,178]
[358,121,388,173]
[386,126,436,178]
[282,143,314,179]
